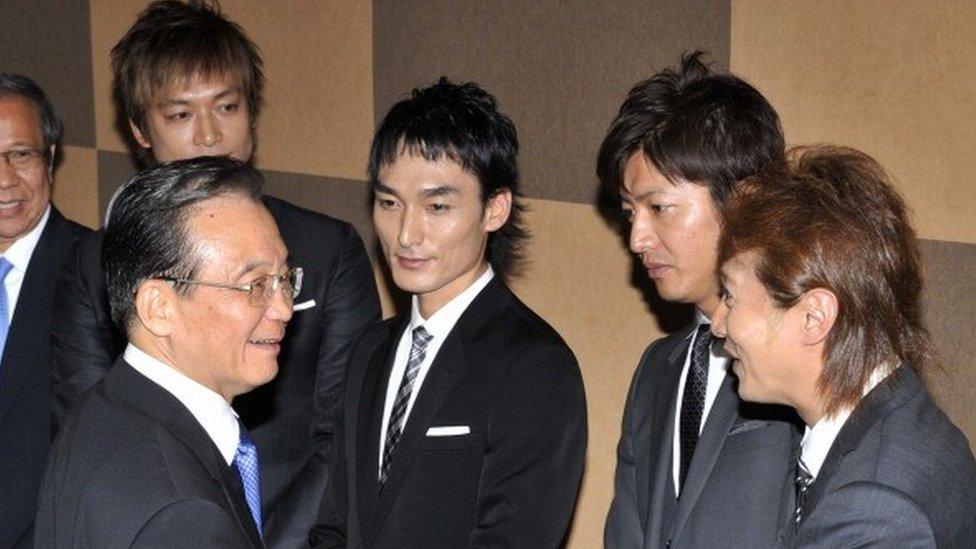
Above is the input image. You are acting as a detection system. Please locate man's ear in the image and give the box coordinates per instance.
[483,188,512,232]
[129,119,152,150]
[134,280,177,337]
[800,288,838,345]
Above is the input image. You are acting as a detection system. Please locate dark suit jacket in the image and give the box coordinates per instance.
[35,358,264,548]
[605,325,800,549]
[310,278,587,548]
[49,194,380,546]
[0,207,87,549]
[783,366,976,548]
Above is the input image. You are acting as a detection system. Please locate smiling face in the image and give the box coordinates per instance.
[712,251,815,409]
[0,95,52,253]
[621,151,723,316]
[131,73,254,163]
[166,197,292,401]
[373,152,510,318]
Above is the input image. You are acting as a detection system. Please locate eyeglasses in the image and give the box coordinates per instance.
[0,148,46,171]
[158,267,303,307]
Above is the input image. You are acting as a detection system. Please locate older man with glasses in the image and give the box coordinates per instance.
[36,157,296,548]
[0,73,89,549]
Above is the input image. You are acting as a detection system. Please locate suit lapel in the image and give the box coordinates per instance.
[356,320,403,535]
[642,330,689,549]
[669,370,738,544]
[107,360,264,547]
[801,366,920,523]
[0,210,76,423]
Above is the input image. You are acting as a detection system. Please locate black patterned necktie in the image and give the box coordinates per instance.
[794,457,814,524]
[678,324,712,494]
[380,326,433,484]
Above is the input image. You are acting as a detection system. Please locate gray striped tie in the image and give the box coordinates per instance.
[381,326,433,484]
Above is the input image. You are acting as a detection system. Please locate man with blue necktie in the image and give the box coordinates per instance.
[35,157,291,548]
[0,74,89,549]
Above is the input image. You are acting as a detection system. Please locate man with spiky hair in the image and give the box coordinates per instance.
[50,2,380,545]
[311,79,587,548]
[600,53,800,549]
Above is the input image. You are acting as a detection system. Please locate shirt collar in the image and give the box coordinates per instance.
[124,343,241,465]
[409,265,495,340]
[2,205,50,271]
[800,367,890,478]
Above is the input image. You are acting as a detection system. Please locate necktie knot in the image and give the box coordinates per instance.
[412,325,432,351]
[0,258,13,281]
[233,424,262,535]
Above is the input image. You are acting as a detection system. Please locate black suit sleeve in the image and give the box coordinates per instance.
[269,225,378,547]
[51,232,121,427]
[470,342,587,547]
[313,223,381,444]
[132,500,254,548]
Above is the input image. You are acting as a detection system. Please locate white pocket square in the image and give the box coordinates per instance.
[293,299,316,312]
[425,426,470,437]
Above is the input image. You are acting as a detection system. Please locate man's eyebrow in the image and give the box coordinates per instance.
[373,182,400,198]
[420,185,459,198]
[234,254,288,280]
[621,188,665,202]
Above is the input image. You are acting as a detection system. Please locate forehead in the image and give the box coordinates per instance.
[187,196,284,273]
[151,71,243,104]
[721,251,760,284]
[377,152,481,195]
[0,96,42,144]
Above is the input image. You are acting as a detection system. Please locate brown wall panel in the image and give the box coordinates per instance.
[0,0,95,148]
[374,0,731,205]
[508,198,671,548]
[921,239,976,446]
[54,146,100,228]
[731,0,976,244]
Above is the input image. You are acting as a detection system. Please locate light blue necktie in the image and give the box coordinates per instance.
[232,424,262,535]
[0,258,14,367]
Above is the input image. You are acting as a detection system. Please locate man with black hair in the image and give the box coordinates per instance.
[37,158,291,548]
[600,53,800,549]
[50,2,380,546]
[0,73,89,549]
[310,79,586,548]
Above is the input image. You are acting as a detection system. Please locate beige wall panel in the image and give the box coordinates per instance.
[230,1,373,179]
[730,0,976,244]
[89,0,144,153]
[90,1,374,182]
[54,145,100,229]
[508,198,669,548]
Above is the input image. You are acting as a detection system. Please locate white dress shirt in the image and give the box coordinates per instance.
[124,343,242,465]
[671,310,729,492]
[378,265,494,474]
[1,205,50,323]
[800,367,890,479]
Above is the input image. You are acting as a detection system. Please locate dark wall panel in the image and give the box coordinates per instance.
[0,0,95,148]
[374,0,731,204]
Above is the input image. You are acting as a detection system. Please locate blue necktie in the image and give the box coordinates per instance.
[0,258,14,367]
[232,424,262,535]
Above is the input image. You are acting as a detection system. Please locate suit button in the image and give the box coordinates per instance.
[665,540,672,548]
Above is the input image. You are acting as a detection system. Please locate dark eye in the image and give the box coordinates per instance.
[427,203,450,213]
[219,103,239,113]
[166,111,190,122]
[619,208,634,224]
[375,197,398,210]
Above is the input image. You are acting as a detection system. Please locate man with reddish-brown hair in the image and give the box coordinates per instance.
[712,145,976,547]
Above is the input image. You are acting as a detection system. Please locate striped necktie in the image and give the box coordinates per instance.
[679,324,712,494]
[381,326,433,484]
